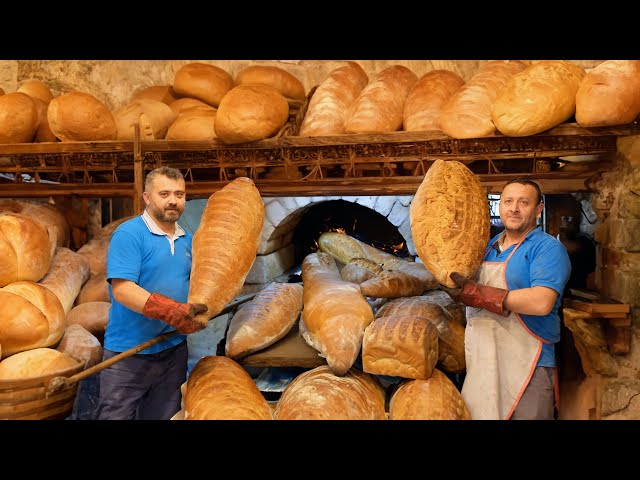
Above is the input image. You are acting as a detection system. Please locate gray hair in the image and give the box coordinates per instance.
[144,167,184,193]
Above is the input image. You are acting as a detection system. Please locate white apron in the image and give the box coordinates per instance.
[461,240,543,420]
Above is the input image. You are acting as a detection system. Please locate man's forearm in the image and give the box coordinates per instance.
[111,279,152,313]
[503,286,558,316]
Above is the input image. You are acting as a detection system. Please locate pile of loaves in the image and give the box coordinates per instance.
[1,60,639,147]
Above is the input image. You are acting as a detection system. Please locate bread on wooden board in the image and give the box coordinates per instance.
[345,65,418,134]
[235,65,306,101]
[403,69,465,132]
[188,177,264,325]
[362,315,439,380]
[0,347,79,380]
[388,369,471,420]
[0,92,39,144]
[439,60,527,139]
[274,365,386,420]
[492,60,586,136]
[115,99,177,140]
[48,91,117,142]
[410,159,490,288]
[184,355,272,420]
[165,106,217,140]
[225,282,303,359]
[172,63,234,108]
[576,60,640,127]
[300,251,374,375]
[299,61,369,136]
[31,97,58,143]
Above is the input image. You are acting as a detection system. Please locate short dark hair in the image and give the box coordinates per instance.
[144,167,184,193]
[503,177,543,205]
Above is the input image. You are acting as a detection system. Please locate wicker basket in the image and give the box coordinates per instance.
[0,361,84,420]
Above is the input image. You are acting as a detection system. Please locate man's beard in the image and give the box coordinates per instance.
[149,204,182,223]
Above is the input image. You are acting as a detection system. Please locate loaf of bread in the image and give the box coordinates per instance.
[31,97,58,143]
[492,60,586,136]
[388,369,471,420]
[410,159,490,288]
[318,231,402,268]
[115,99,178,140]
[360,269,427,299]
[39,247,90,315]
[235,65,306,101]
[17,79,54,104]
[56,324,103,369]
[274,365,386,420]
[169,97,213,115]
[173,63,234,108]
[184,355,272,420]
[131,85,178,106]
[188,177,264,325]
[0,347,79,380]
[362,315,439,380]
[421,290,466,326]
[225,282,303,359]
[300,252,374,375]
[0,213,54,287]
[75,271,109,306]
[65,301,110,344]
[0,199,70,248]
[214,84,289,144]
[439,60,527,139]
[298,62,369,136]
[48,91,118,142]
[165,106,217,140]
[77,216,133,276]
[576,60,640,127]
[0,92,39,144]
[390,261,439,290]
[344,65,418,133]
[0,281,66,357]
[376,296,465,374]
[403,69,465,132]
[340,257,382,284]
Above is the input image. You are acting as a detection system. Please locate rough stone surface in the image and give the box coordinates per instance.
[245,244,296,284]
[601,378,640,418]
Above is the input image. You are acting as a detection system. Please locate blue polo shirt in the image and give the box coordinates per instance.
[104,214,193,354]
[484,228,571,367]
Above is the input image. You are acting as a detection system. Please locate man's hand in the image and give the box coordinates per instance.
[447,272,510,317]
[142,293,208,334]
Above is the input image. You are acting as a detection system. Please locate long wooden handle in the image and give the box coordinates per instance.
[45,291,259,397]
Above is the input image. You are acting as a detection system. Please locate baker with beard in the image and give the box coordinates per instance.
[96,166,208,420]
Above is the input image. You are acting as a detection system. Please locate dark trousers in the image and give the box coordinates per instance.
[96,341,187,420]
[511,366,556,420]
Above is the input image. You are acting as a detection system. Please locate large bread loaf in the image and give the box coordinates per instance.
[300,252,374,375]
[362,315,439,380]
[0,199,70,248]
[0,213,54,287]
[0,347,79,380]
[65,301,110,344]
[298,62,369,136]
[172,63,234,108]
[17,79,54,105]
[492,60,586,136]
[360,269,427,298]
[114,99,177,140]
[388,369,471,420]
[225,282,303,359]
[31,97,58,142]
[576,60,640,127]
[56,324,103,369]
[75,271,109,305]
[420,289,466,326]
[340,257,382,284]
[439,60,527,139]
[165,106,217,140]
[188,177,264,325]
[77,216,133,276]
[0,92,39,144]
[344,65,418,133]
[184,355,272,420]
[214,84,289,144]
[274,365,386,420]
[410,159,490,288]
[403,69,465,132]
[131,85,178,106]
[376,296,465,374]
[235,65,306,101]
[47,91,118,141]
[0,281,65,357]
[38,247,91,315]
[318,231,402,268]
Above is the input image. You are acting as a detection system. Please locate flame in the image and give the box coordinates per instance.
[391,242,404,252]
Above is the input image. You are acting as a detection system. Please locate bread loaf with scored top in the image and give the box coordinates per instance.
[235,65,306,101]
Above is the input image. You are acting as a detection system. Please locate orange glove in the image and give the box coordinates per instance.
[142,293,208,334]
[449,272,510,317]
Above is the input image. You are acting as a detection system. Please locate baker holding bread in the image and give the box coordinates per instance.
[96,167,207,420]
[447,179,571,420]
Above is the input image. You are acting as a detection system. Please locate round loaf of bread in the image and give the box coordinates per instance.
[214,84,289,144]
[576,60,640,127]
[173,63,234,108]
[65,301,110,344]
[48,91,117,142]
[235,65,306,101]
[169,97,212,115]
[18,79,54,104]
[31,97,58,143]
[0,92,39,144]
[0,199,70,248]
[165,106,217,140]
[0,347,79,380]
[0,281,66,357]
[75,271,109,306]
[115,99,177,140]
[131,85,178,106]
[409,159,490,288]
[0,213,53,287]
[492,60,586,136]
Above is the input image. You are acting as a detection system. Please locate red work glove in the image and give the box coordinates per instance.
[449,272,510,317]
[142,293,208,334]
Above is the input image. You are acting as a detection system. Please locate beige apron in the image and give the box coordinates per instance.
[461,239,543,420]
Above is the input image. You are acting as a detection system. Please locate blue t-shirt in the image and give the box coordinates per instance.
[104,216,193,354]
[484,228,571,367]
